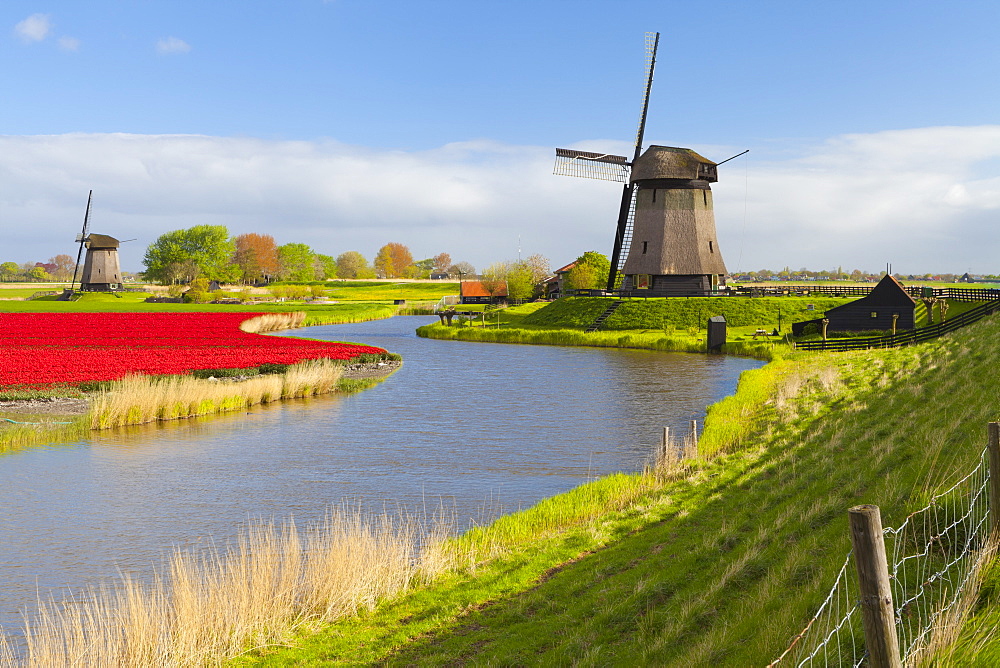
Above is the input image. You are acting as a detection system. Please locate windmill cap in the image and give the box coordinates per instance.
[630,145,718,183]
[85,233,120,249]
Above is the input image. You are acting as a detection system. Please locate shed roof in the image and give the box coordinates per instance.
[825,274,916,316]
[460,280,508,298]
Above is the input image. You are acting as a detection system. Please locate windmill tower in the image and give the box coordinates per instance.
[70,191,124,292]
[554,32,740,295]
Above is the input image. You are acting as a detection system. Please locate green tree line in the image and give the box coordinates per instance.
[141,225,473,284]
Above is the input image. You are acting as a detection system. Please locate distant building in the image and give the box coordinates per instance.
[460,280,507,304]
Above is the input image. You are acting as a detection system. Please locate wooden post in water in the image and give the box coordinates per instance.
[690,419,698,453]
[988,422,1000,537]
[662,426,669,459]
[848,505,901,668]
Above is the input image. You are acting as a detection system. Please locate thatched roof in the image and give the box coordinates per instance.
[85,233,120,249]
[630,146,717,183]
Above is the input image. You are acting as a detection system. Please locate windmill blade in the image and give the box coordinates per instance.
[631,31,659,160]
[553,148,630,182]
[70,190,93,291]
[606,184,639,290]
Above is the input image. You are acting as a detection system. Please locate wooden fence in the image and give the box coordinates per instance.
[569,285,1000,302]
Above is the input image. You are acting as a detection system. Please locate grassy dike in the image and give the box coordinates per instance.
[416,296,863,361]
[231,306,1000,665]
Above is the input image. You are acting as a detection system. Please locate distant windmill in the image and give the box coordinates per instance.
[69,191,125,293]
[554,32,745,295]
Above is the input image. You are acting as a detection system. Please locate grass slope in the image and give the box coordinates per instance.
[521,296,853,331]
[237,314,1000,666]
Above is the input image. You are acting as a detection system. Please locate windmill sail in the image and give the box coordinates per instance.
[553,149,629,182]
[70,190,93,291]
[608,31,658,290]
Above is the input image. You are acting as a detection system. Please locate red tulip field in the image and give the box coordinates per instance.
[0,312,385,387]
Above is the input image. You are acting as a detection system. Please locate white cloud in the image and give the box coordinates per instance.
[14,13,51,42]
[156,37,191,55]
[712,126,1000,273]
[58,36,80,51]
[1,127,999,275]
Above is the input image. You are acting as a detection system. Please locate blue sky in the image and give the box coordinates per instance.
[3,1,1000,274]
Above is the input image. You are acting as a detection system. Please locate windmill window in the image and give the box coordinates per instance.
[703,190,708,205]
[652,189,657,202]
[642,241,648,254]
[709,241,714,253]
[870,312,878,318]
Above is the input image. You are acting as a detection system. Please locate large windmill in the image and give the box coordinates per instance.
[554,32,740,295]
[69,191,124,293]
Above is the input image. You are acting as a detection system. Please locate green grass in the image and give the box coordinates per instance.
[234,310,1000,666]
[416,322,781,361]
[519,296,852,331]
[320,281,460,301]
[0,292,397,325]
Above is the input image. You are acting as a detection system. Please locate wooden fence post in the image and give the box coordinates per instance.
[988,423,1000,537]
[849,505,901,668]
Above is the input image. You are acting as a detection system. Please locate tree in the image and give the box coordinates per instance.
[143,225,238,284]
[374,242,414,278]
[314,254,337,280]
[479,262,509,298]
[28,266,49,281]
[233,233,279,283]
[447,261,476,278]
[0,262,20,280]
[506,262,535,301]
[48,254,76,281]
[336,251,375,279]
[277,243,317,281]
[432,252,452,273]
[522,253,551,284]
[407,258,435,279]
[565,251,610,291]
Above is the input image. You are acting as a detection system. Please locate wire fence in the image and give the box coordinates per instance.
[769,446,993,667]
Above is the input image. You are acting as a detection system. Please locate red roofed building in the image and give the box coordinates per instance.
[543,261,576,299]
[460,280,508,305]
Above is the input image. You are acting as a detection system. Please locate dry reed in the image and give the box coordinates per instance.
[90,359,343,429]
[4,507,447,667]
[238,312,306,333]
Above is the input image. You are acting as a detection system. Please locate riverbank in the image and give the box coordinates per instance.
[227,312,1000,664]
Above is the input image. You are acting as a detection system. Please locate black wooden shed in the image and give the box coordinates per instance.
[793,275,916,335]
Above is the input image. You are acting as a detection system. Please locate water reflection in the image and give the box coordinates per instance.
[0,316,763,633]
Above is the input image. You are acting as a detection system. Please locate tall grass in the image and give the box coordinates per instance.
[0,416,90,453]
[238,311,305,333]
[90,359,343,429]
[2,507,449,667]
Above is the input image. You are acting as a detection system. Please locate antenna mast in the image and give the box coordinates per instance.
[70,190,93,292]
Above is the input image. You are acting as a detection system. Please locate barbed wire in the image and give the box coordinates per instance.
[770,447,991,666]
